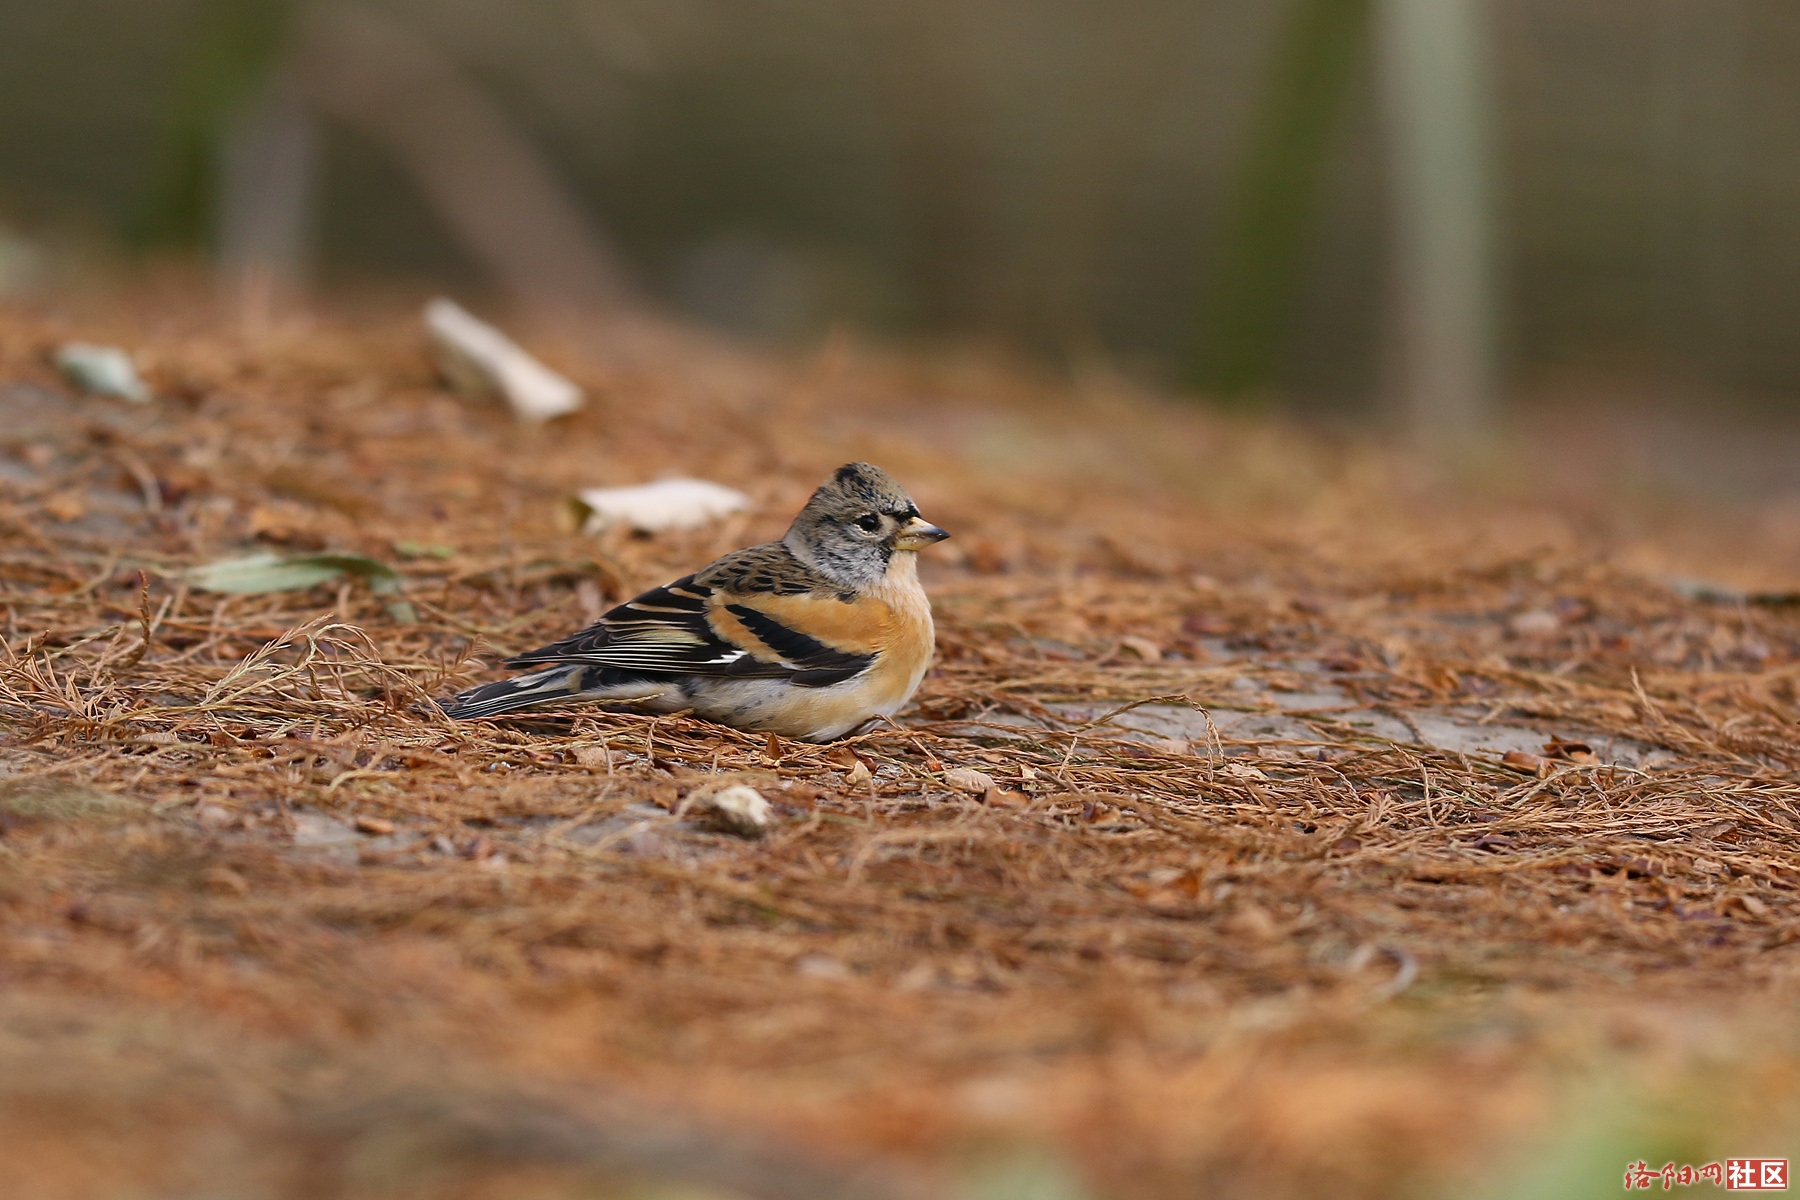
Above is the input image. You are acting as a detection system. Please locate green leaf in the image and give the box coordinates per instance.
[183,552,413,621]
[184,552,343,593]
[959,1153,1094,1200]
[394,541,455,560]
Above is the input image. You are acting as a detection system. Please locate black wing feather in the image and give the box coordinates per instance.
[502,561,876,689]
[724,604,875,688]
[505,576,782,677]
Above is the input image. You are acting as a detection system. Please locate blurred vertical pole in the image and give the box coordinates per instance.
[1190,0,1374,403]
[294,3,629,320]
[217,73,317,331]
[1375,0,1498,446]
[865,0,983,336]
[135,0,293,253]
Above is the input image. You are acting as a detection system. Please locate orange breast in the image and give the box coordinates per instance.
[706,552,935,725]
[857,553,935,711]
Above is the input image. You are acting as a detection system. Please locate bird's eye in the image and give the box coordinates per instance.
[853,514,882,533]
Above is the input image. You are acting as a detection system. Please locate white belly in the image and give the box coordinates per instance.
[682,669,917,741]
[682,553,935,740]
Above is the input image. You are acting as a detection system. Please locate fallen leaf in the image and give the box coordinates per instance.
[944,767,997,794]
[982,786,1030,809]
[425,297,582,422]
[574,479,749,535]
[183,552,415,622]
[394,541,455,560]
[1119,635,1162,661]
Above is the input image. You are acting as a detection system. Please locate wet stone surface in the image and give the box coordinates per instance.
[941,664,1655,768]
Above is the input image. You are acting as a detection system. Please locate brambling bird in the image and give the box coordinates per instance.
[441,463,950,741]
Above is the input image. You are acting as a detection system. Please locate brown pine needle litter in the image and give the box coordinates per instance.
[6,302,1800,1199]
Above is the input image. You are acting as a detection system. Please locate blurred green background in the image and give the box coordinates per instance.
[1,0,1795,420]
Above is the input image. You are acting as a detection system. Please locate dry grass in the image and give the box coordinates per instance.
[5,299,1800,1198]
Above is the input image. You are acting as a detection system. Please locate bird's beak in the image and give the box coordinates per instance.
[894,515,950,551]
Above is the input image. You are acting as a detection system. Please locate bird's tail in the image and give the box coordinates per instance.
[439,665,592,719]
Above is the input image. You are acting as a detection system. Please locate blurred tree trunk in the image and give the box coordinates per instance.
[1375,0,1497,445]
[134,0,295,251]
[140,0,629,324]
[216,71,317,330]
[865,0,985,334]
[294,3,630,320]
[1190,0,1374,403]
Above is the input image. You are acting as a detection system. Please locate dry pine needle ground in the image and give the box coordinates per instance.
[4,301,1800,1199]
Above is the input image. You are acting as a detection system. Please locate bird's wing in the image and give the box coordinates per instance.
[696,545,880,685]
[503,552,879,688]
[708,590,880,687]
[504,575,783,676]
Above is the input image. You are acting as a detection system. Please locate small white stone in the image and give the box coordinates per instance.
[196,803,234,829]
[290,811,359,847]
[424,297,583,423]
[572,744,611,769]
[576,478,749,535]
[1508,609,1561,637]
[794,954,851,979]
[54,342,150,403]
[695,784,771,837]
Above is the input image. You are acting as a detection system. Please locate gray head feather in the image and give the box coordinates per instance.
[783,463,925,589]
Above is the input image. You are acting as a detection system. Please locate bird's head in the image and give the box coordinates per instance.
[784,462,949,588]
